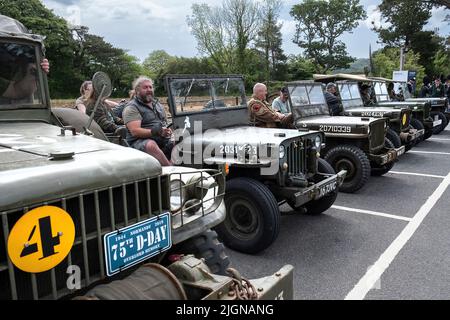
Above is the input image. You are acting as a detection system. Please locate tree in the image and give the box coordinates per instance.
[409,31,446,75]
[187,0,260,73]
[143,50,175,79]
[286,55,316,81]
[372,48,426,87]
[0,0,79,97]
[373,0,433,48]
[254,0,287,82]
[290,0,366,73]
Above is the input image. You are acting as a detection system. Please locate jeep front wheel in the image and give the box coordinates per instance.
[386,128,402,148]
[174,229,230,275]
[371,138,395,176]
[431,111,447,134]
[324,145,371,193]
[215,178,280,254]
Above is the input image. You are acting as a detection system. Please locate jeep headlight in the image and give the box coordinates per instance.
[170,180,186,213]
[279,145,285,159]
[314,136,321,149]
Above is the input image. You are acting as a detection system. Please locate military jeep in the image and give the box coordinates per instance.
[164,74,346,254]
[313,74,424,150]
[368,78,440,138]
[0,14,293,300]
[286,81,404,193]
[396,80,449,131]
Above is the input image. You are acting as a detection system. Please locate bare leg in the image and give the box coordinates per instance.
[145,140,172,166]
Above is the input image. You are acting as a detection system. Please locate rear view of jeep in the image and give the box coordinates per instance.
[0,14,293,300]
[287,81,404,193]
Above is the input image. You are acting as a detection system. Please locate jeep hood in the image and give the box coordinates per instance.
[0,122,161,211]
[343,107,403,118]
[296,115,381,126]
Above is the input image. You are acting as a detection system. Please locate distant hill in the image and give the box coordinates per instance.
[333,58,370,74]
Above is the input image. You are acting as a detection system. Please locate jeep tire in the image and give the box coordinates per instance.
[371,138,395,176]
[215,177,280,254]
[324,145,371,193]
[386,128,402,148]
[174,229,230,275]
[302,158,339,215]
[431,111,447,135]
[410,118,426,142]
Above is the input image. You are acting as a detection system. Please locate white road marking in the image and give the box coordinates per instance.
[345,173,450,300]
[429,138,450,141]
[332,206,412,222]
[388,171,446,179]
[408,150,450,156]
[0,149,17,153]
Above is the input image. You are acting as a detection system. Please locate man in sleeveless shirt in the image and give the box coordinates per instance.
[248,83,293,128]
[123,76,173,166]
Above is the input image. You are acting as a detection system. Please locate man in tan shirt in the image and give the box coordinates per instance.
[248,83,293,128]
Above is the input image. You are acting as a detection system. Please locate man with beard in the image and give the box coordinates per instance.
[123,76,173,166]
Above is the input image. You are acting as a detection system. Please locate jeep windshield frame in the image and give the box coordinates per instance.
[286,81,330,118]
[0,39,48,110]
[165,75,247,116]
[337,81,365,109]
[164,74,250,133]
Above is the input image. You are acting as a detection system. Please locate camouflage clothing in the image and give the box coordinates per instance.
[86,100,123,134]
[248,95,293,128]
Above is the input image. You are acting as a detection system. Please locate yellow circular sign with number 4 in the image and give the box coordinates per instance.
[7,206,75,273]
[402,114,408,126]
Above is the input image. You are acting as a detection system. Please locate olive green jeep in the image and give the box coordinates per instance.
[286,81,404,193]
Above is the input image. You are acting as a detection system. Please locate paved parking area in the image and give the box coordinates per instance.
[227,127,450,300]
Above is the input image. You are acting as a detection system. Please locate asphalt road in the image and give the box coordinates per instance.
[227,126,450,300]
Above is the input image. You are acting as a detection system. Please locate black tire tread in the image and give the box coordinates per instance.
[215,177,280,254]
[324,145,371,193]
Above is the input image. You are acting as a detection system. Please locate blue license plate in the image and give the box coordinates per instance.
[104,213,171,276]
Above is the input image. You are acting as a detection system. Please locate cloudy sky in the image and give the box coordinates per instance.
[42,0,449,63]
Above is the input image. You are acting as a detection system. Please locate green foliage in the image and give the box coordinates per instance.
[254,0,287,82]
[374,0,433,47]
[286,55,316,81]
[143,50,175,79]
[372,47,426,88]
[290,0,366,73]
[187,0,260,74]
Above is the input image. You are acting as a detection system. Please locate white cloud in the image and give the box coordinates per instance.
[364,5,382,29]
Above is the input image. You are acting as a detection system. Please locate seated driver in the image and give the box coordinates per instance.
[123,76,173,166]
[248,83,293,128]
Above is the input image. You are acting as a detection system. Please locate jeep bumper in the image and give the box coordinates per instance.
[369,145,405,166]
[291,170,347,207]
[400,128,425,144]
[171,201,226,245]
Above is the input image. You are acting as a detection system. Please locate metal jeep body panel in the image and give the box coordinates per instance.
[286,81,403,167]
[0,122,162,212]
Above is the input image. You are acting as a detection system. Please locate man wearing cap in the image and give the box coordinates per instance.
[324,82,342,115]
[248,83,293,128]
[272,87,290,114]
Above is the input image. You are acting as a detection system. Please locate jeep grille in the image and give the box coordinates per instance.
[0,176,170,300]
[369,121,385,151]
[286,140,307,176]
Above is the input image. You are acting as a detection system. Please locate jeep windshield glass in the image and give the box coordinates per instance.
[169,77,246,115]
[288,83,330,117]
[374,82,389,101]
[339,83,364,109]
[0,42,44,109]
